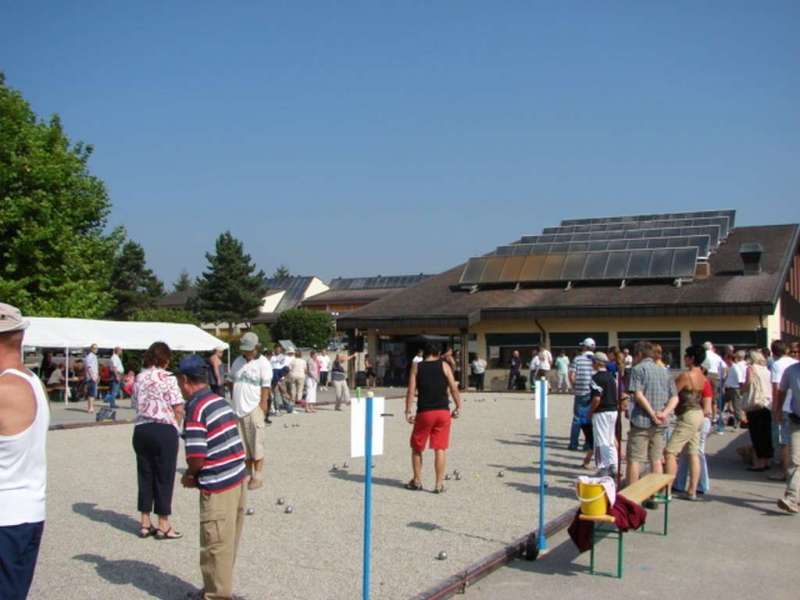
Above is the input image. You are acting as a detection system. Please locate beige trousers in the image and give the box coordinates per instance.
[199,481,246,599]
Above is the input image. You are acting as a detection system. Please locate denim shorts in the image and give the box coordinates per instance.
[85,380,98,398]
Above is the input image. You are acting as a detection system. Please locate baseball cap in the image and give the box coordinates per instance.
[178,354,208,379]
[239,332,259,352]
[0,303,29,334]
[593,351,610,364]
[581,337,596,349]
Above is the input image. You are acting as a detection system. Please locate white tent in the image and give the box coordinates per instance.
[23,317,228,405]
[23,317,228,352]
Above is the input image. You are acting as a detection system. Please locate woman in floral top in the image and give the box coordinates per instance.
[132,342,185,539]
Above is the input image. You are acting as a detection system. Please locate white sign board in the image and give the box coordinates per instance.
[489,346,500,359]
[350,396,385,458]
[534,379,548,420]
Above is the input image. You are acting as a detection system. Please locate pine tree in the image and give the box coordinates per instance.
[272,264,291,279]
[173,269,193,292]
[108,239,165,320]
[195,232,266,329]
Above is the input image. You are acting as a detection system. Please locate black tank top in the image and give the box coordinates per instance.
[416,360,450,413]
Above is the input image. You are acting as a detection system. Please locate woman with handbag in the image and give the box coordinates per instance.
[742,350,774,471]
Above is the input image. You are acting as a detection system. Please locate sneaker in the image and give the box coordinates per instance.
[777,498,799,514]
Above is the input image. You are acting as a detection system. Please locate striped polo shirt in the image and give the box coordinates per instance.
[570,352,595,396]
[183,388,247,493]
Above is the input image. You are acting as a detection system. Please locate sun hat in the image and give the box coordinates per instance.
[0,303,29,334]
[239,332,259,352]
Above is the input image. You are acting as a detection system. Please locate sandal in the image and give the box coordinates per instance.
[138,526,156,538]
[155,527,183,540]
[433,485,446,494]
[405,479,423,491]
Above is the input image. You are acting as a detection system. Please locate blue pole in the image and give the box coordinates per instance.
[537,378,548,551]
[362,389,373,600]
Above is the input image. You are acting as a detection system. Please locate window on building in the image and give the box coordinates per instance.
[549,332,609,361]
[617,331,681,369]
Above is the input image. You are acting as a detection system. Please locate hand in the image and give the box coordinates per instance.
[406,412,415,424]
[451,408,460,419]
[653,411,666,425]
[775,411,784,425]
[181,473,198,488]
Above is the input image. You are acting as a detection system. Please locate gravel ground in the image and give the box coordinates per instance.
[31,392,588,600]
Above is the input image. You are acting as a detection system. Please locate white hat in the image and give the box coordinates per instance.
[239,332,259,352]
[581,337,596,349]
[0,303,29,333]
[593,351,610,364]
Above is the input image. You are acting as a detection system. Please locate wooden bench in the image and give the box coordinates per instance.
[578,473,675,578]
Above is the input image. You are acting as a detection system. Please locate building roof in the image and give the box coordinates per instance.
[263,276,316,313]
[301,287,406,306]
[157,288,197,309]
[301,274,432,307]
[337,224,800,330]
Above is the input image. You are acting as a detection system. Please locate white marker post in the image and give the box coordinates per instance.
[534,378,548,552]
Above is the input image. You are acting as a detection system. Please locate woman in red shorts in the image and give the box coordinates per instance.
[405,344,463,493]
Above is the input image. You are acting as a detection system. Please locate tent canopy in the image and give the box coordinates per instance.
[22,317,228,352]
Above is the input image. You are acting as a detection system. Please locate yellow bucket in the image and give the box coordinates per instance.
[576,482,608,516]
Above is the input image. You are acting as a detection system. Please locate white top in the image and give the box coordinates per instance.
[270,353,288,371]
[702,350,725,379]
[529,356,541,371]
[84,351,99,381]
[47,369,64,386]
[0,368,50,526]
[290,357,307,379]
[318,354,331,372]
[472,358,487,375]
[230,355,273,417]
[412,355,424,364]
[624,355,633,369]
[538,349,552,371]
[111,353,124,376]
[724,361,743,388]
[772,355,798,413]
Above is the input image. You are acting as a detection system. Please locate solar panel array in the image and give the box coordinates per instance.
[460,209,735,286]
[328,274,430,290]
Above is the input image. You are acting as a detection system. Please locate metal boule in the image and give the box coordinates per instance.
[497,470,505,478]
[444,474,451,481]
[454,473,462,481]
[342,462,349,469]
[437,551,448,560]
[277,497,285,505]
[285,505,293,514]
[331,464,339,472]
[246,508,255,516]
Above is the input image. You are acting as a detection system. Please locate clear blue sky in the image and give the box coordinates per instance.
[3,2,799,286]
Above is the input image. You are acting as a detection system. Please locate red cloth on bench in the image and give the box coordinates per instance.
[567,494,648,553]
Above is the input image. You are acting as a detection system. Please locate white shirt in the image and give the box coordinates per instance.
[47,369,65,386]
[318,354,331,372]
[624,355,633,369]
[724,361,744,389]
[412,355,424,364]
[111,353,124,376]
[772,355,798,413]
[529,356,541,372]
[702,350,725,379]
[539,350,552,371]
[472,358,486,375]
[84,352,98,381]
[230,355,273,417]
[270,353,288,371]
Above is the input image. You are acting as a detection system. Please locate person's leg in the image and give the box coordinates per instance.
[334,381,344,410]
[698,417,711,493]
[153,425,179,533]
[569,396,581,450]
[649,427,666,475]
[434,450,446,488]
[627,427,646,485]
[0,521,45,600]
[411,451,423,485]
[687,453,701,497]
[86,380,95,413]
[199,484,241,599]
[781,420,800,509]
[133,425,155,530]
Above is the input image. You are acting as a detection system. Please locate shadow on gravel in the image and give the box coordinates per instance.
[329,471,406,489]
[406,521,508,545]
[504,538,588,577]
[73,502,140,536]
[74,554,196,599]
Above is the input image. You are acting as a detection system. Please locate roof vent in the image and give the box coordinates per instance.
[739,242,763,275]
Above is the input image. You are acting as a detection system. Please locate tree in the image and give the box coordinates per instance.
[0,73,119,317]
[131,306,197,324]
[272,264,290,279]
[195,231,266,330]
[108,239,165,320]
[249,323,273,348]
[173,269,192,293]
[272,309,334,349]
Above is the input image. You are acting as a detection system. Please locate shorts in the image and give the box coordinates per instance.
[0,521,44,600]
[665,409,704,456]
[410,409,452,452]
[627,425,666,466]
[238,407,266,462]
[85,380,97,398]
[779,416,791,446]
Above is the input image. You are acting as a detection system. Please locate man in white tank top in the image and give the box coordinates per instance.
[0,303,49,599]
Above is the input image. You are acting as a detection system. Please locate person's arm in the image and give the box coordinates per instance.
[172,403,185,426]
[588,393,601,418]
[442,362,462,416]
[405,362,418,423]
[212,357,222,384]
[182,409,207,488]
[658,374,682,421]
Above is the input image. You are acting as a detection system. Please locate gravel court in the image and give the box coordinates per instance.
[31,392,589,600]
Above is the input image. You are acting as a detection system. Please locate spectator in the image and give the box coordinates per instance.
[507,350,522,391]
[331,353,355,410]
[132,341,185,539]
[84,343,99,414]
[105,346,124,408]
[588,352,618,476]
[674,376,714,496]
[471,355,487,391]
[412,349,424,365]
[306,350,319,413]
[207,347,225,396]
[723,350,746,428]
[0,303,49,600]
[626,341,677,486]
[741,350,774,471]
[555,350,570,393]
[529,351,540,391]
[569,339,596,450]
[537,346,553,384]
[177,355,248,600]
[770,340,798,482]
[270,345,291,414]
[228,332,272,490]
[661,345,708,500]
[318,351,331,391]
[364,353,376,388]
[375,351,389,387]
[776,359,800,513]
[288,350,307,408]
[702,341,725,428]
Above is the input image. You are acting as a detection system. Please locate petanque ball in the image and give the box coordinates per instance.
[497,470,505,478]
[437,551,448,561]
[285,505,294,514]
[454,473,462,481]
[277,497,285,505]
[444,474,451,481]
[342,462,349,469]
[246,508,255,516]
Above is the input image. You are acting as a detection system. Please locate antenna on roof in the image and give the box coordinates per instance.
[673,278,683,288]
[564,281,572,291]
[619,279,626,289]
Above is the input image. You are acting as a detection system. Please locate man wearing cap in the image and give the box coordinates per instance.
[569,338,596,451]
[84,343,99,414]
[626,341,677,486]
[227,332,272,490]
[588,352,619,476]
[178,355,247,600]
[0,303,50,599]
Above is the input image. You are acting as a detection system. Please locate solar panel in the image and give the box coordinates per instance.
[480,257,506,283]
[502,234,711,259]
[561,209,736,229]
[543,216,731,239]
[460,258,489,284]
[520,224,721,248]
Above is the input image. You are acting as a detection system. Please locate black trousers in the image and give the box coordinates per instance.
[475,373,485,391]
[132,422,179,516]
[746,407,774,460]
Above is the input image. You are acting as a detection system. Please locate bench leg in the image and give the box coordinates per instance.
[589,523,596,575]
[617,531,624,578]
[663,489,670,536]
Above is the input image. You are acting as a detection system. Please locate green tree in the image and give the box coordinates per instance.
[131,306,197,324]
[108,239,165,320]
[272,264,290,279]
[249,323,273,349]
[272,309,334,349]
[0,73,119,317]
[195,231,266,330]
[173,269,193,293]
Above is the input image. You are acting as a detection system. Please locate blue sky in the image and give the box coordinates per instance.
[3,2,799,286]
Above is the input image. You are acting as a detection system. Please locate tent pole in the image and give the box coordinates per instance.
[64,346,69,406]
